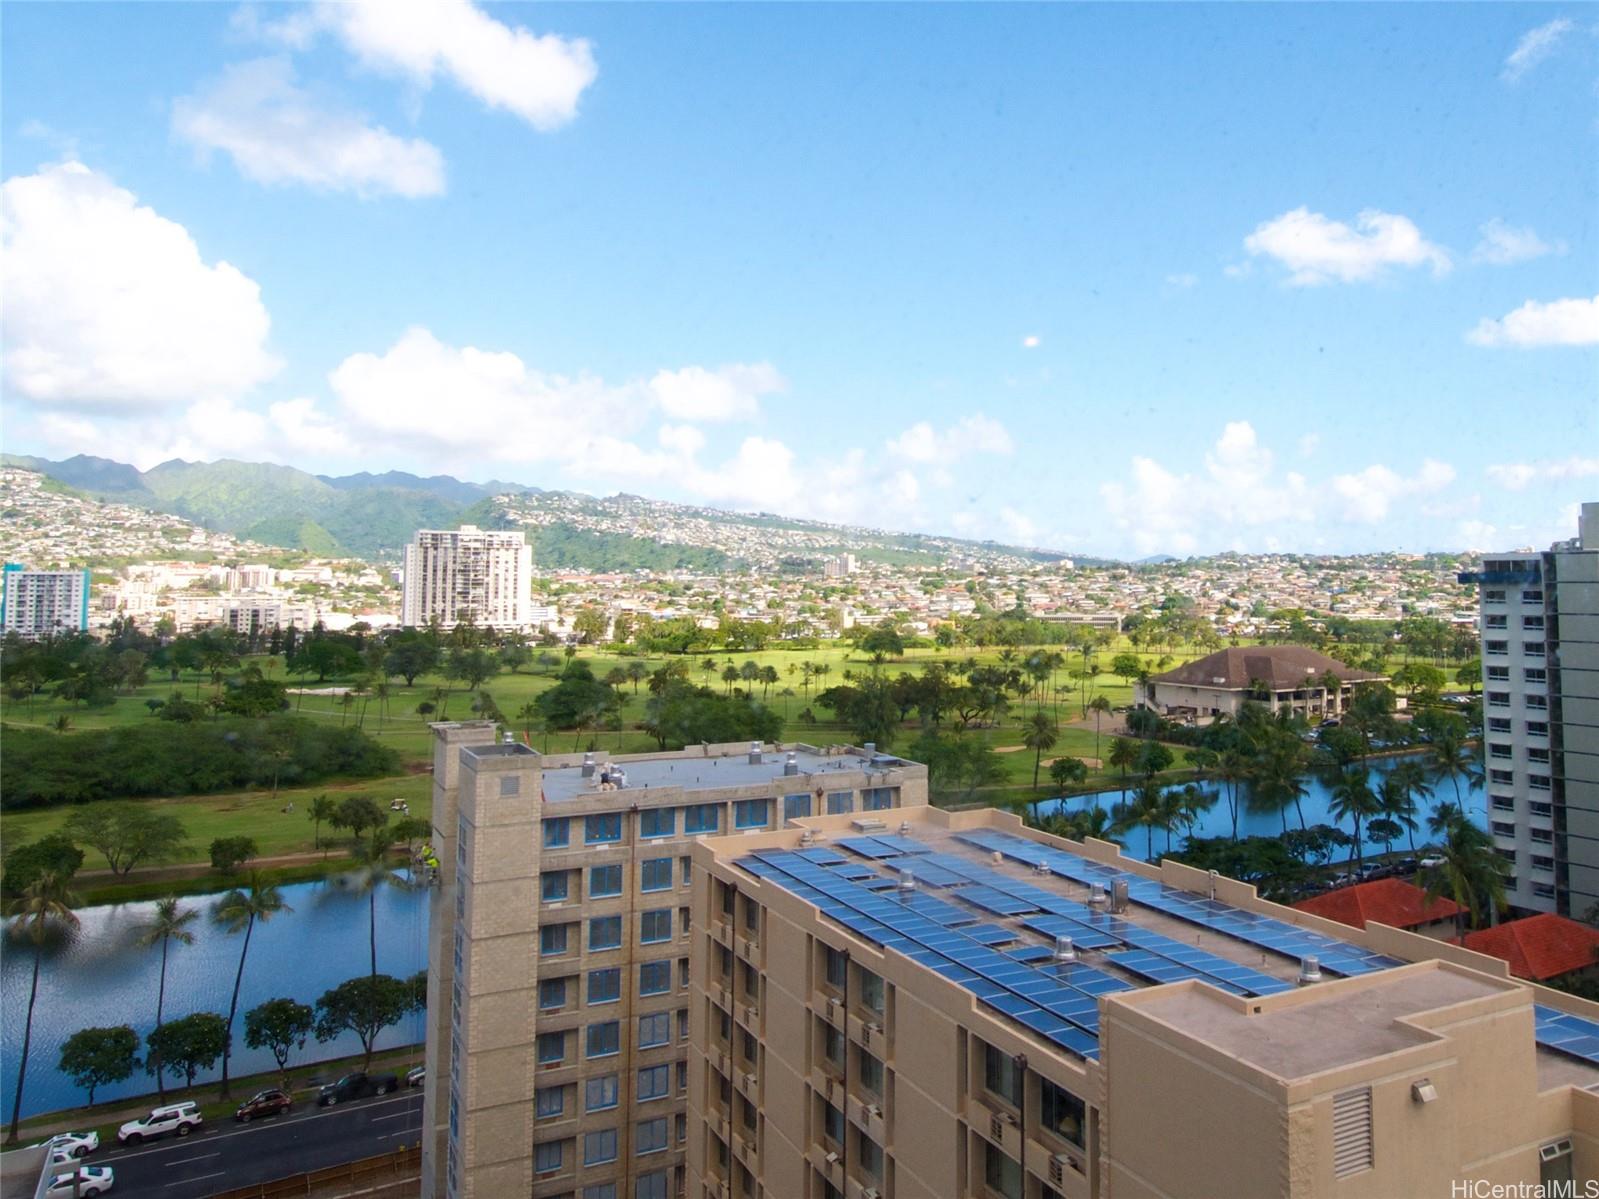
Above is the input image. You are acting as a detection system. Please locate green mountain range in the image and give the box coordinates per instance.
[2,453,1097,570]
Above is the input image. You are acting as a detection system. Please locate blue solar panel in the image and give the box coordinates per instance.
[1535,1004,1599,1066]
[837,837,901,859]
[873,834,933,856]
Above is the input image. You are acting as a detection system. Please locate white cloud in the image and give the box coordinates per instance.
[886,414,1014,465]
[1502,18,1574,82]
[1457,520,1498,549]
[1,160,279,407]
[1244,206,1451,285]
[647,363,784,423]
[1470,218,1563,266]
[1330,460,1455,523]
[1021,335,1040,349]
[1164,273,1198,290]
[1486,456,1599,490]
[1467,295,1599,348]
[173,58,445,198]
[1297,433,1321,458]
[269,0,597,131]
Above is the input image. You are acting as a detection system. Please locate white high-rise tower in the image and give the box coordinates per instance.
[401,526,532,630]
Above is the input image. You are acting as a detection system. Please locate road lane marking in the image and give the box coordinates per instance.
[372,1111,413,1122]
[105,1095,423,1162]
[165,1152,220,1166]
[165,1172,226,1187]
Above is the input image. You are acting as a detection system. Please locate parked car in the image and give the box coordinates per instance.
[1418,854,1445,869]
[116,1101,202,1144]
[46,1166,114,1197]
[234,1088,293,1122]
[316,1071,399,1106]
[33,1131,99,1158]
[406,1066,426,1088]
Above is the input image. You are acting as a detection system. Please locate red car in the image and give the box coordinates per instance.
[235,1089,293,1122]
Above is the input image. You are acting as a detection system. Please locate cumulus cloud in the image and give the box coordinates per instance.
[1,160,279,407]
[1244,206,1451,285]
[1486,456,1599,490]
[1467,295,1599,348]
[647,363,784,422]
[1502,18,1574,82]
[1330,460,1455,523]
[1471,219,1563,266]
[173,58,445,198]
[886,414,1014,465]
[1164,273,1198,290]
[259,0,597,130]
[1021,335,1040,349]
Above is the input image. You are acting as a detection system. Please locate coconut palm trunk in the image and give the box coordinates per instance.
[7,942,42,1144]
[220,912,256,1098]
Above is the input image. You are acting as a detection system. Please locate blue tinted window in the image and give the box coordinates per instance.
[636,1116,668,1153]
[640,909,672,944]
[585,813,622,843]
[589,864,622,897]
[534,1140,562,1172]
[543,817,570,847]
[638,1012,670,1048]
[541,871,569,902]
[683,804,720,834]
[589,915,622,951]
[585,1075,619,1112]
[826,791,853,815]
[540,923,569,956]
[783,794,811,821]
[639,808,675,838]
[733,799,769,828]
[587,1021,620,1058]
[539,977,567,1009]
[536,1031,565,1064]
[638,960,671,996]
[588,968,621,1005]
[640,858,672,892]
[637,1064,670,1101]
[583,1128,618,1165]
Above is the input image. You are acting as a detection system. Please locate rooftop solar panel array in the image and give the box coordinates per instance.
[1535,1005,1599,1067]
[954,829,1404,978]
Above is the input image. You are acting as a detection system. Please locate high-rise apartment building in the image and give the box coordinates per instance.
[401,526,532,630]
[1460,501,1599,918]
[689,806,1599,1199]
[0,562,90,639]
[421,723,929,1199]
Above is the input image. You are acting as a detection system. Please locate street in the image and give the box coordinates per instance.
[84,1091,424,1198]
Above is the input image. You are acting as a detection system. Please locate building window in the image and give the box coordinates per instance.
[783,794,811,821]
[543,818,570,848]
[984,1141,1022,1199]
[1534,882,1556,899]
[589,968,622,1005]
[638,1064,670,1102]
[1531,827,1554,844]
[636,1117,668,1154]
[821,1021,845,1071]
[1527,721,1549,737]
[1526,694,1548,710]
[1484,613,1508,629]
[535,1085,565,1119]
[858,1130,883,1180]
[823,946,847,991]
[638,1012,671,1048]
[639,960,671,996]
[640,858,672,892]
[733,799,770,829]
[1530,801,1553,817]
[1524,668,1548,684]
[1487,691,1510,708]
[583,1129,619,1166]
[1487,718,1512,733]
[585,1075,619,1112]
[1492,821,1516,838]
[826,791,853,815]
[1528,747,1550,764]
[822,1100,844,1147]
[1041,1079,1085,1147]
[537,1031,566,1065]
[534,1139,564,1174]
[1523,615,1545,631]
[983,1043,1022,1107]
[585,813,622,844]
[1485,640,1508,656]
[590,864,623,897]
[1524,641,1546,656]
[1523,589,1544,603]
[540,977,567,1010]
[684,804,721,834]
[587,1021,620,1059]
[858,968,885,1014]
[635,1171,669,1199]
[640,909,673,944]
[639,807,675,838]
[541,923,570,956]
[863,788,895,811]
[1533,855,1556,873]
[1486,666,1510,681]
[590,915,623,950]
[1489,769,1515,786]
[1489,743,1513,760]
[858,1048,884,1096]
[541,871,570,903]
[584,1186,617,1199]
[1530,774,1552,791]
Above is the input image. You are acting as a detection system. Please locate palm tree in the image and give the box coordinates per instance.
[1112,783,1169,862]
[1216,747,1247,842]
[213,873,290,1098]
[6,872,81,1143]
[1086,694,1112,764]
[1022,711,1059,805]
[1421,811,1509,942]
[1106,737,1139,806]
[349,832,401,978]
[307,794,337,855]
[1249,747,1309,833]
[1386,760,1433,854]
[1429,723,1474,810]
[137,896,198,1100]
[1327,769,1382,872]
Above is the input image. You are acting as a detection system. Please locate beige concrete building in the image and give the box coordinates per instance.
[688,805,1599,1199]
[421,723,929,1199]
[1137,645,1385,722]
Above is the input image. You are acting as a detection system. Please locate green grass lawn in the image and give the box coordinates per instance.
[2,639,1209,875]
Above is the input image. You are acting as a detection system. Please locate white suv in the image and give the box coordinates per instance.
[117,1101,203,1144]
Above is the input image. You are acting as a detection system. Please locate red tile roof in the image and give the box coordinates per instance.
[1291,877,1462,931]
[1462,915,1599,981]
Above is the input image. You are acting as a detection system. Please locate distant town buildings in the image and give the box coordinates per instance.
[401,526,533,630]
[823,553,858,579]
[1461,501,1599,919]
[0,563,89,639]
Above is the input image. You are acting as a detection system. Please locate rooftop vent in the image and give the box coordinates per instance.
[1298,956,1323,986]
[783,752,799,777]
[1087,883,1108,910]
[899,821,911,836]
[749,741,763,765]
[1053,935,1078,964]
[581,751,596,779]
[863,742,876,757]
[897,871,916,896]
[799,829,815,846]
[992,852,1004,865]
[502,730,516,745]
[1111,879,1129,914]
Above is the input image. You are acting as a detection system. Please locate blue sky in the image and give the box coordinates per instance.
[2,2,1594,559]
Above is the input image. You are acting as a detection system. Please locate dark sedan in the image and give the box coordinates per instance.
[235,1089,293,1122]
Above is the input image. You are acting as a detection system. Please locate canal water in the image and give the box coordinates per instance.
[1034,756,1486,856]
[1,875,430,1120]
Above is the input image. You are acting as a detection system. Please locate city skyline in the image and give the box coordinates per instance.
[2,3,1595,559]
